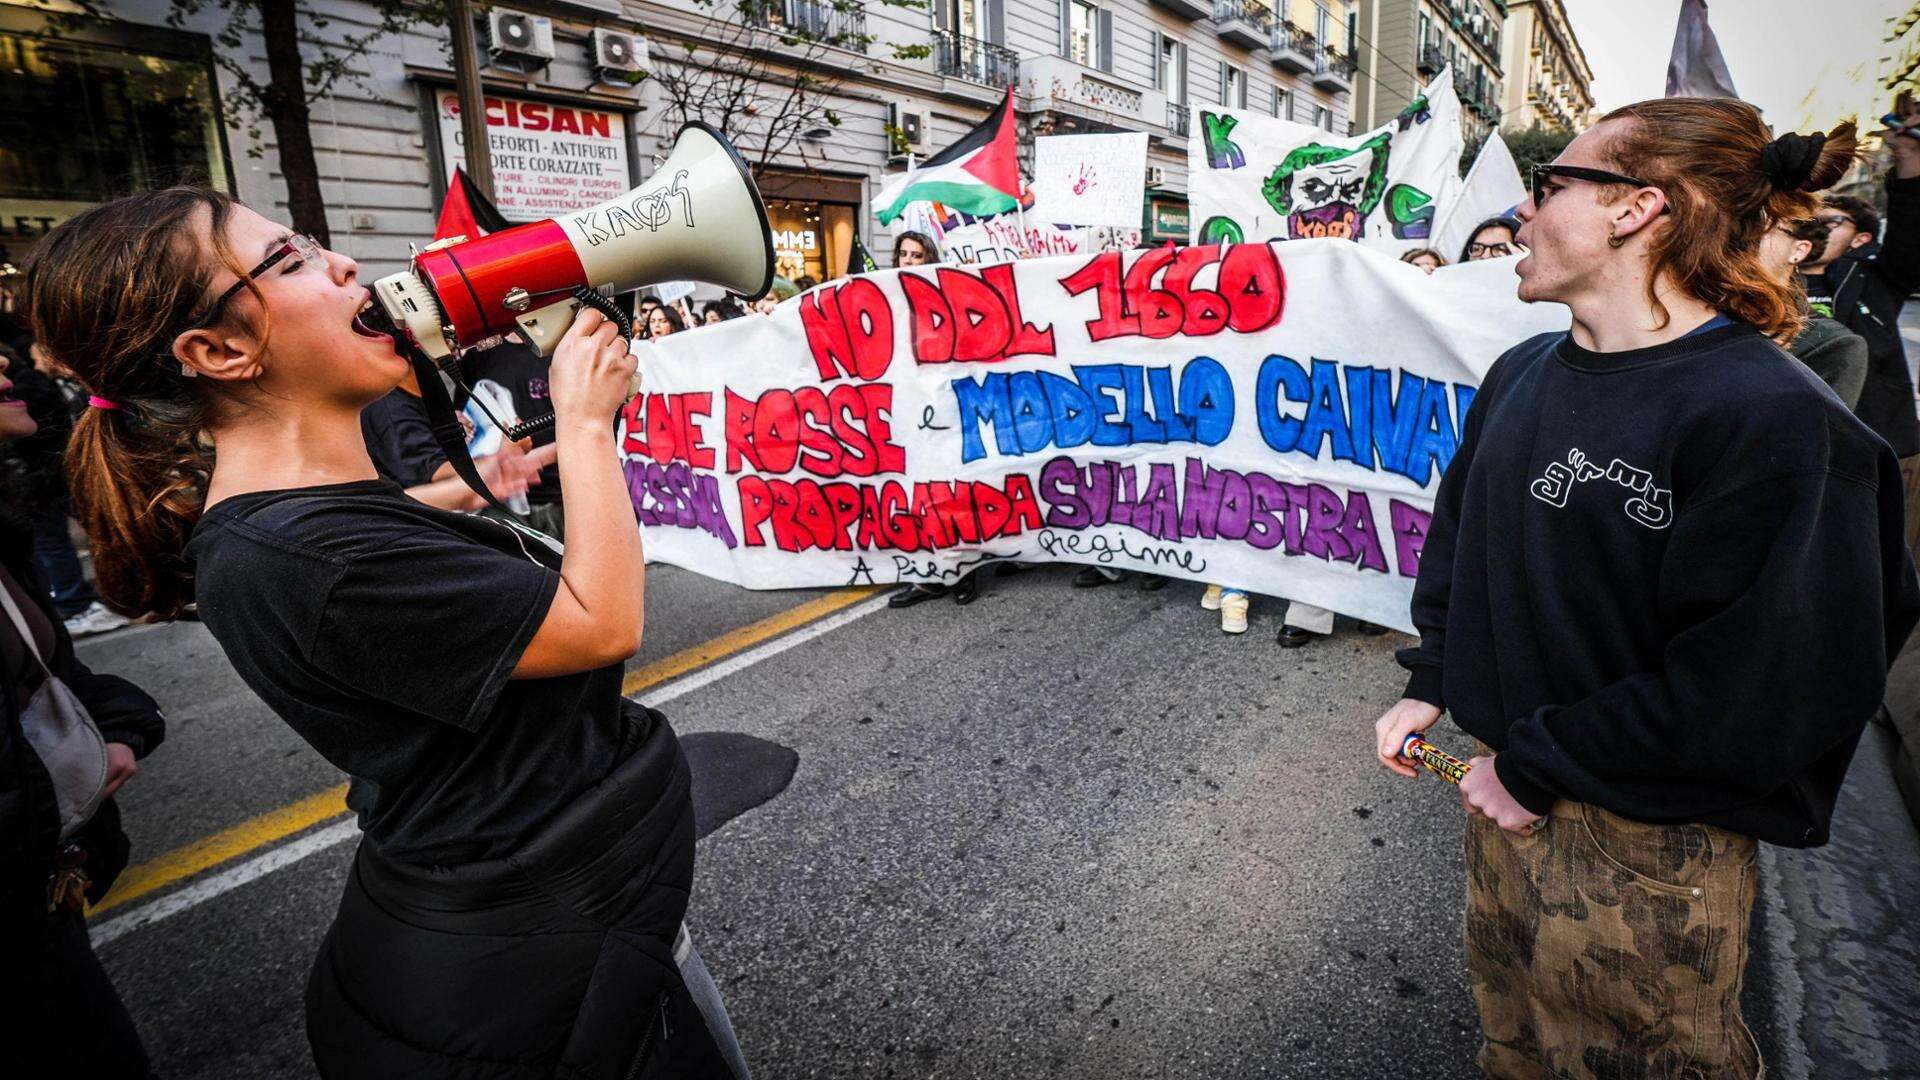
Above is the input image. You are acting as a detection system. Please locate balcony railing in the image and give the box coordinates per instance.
[1214,0,1273,51]
[933,29,1019,89]
[1271,20,1316,73]
[1167,101,1191,136]
[1311,47,1355,91]
[745,0,867,48]
[1417,42,1445,75]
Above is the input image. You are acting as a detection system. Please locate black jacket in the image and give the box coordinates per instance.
[0,517,165,939]
[1823,175,1920,457]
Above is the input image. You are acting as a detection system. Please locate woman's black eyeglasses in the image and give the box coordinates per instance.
[1530,164,1669,213]
[187,233,324,329]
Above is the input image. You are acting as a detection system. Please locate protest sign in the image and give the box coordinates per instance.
[942,210,1140,265]
[1031,132,1149,228]
[618,241,1566,630]
[1188,68,1463,255]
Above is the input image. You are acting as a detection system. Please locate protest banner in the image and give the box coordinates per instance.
[1434,132,1529,262]
[618,240,1567,630]
[942,208,1141,265]
[1031,132,1150,228]
[1188,68,1463,254]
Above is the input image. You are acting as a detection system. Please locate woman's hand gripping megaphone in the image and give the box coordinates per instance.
[547,305,639,434]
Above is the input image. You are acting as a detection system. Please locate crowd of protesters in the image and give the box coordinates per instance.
[4,84,1920,1080]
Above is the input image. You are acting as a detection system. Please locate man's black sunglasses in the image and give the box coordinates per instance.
[1530,164,1669,213]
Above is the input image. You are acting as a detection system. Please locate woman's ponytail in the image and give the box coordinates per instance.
[23,187,243,619]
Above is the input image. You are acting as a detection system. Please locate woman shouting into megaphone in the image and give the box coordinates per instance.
[23,189,749,1080]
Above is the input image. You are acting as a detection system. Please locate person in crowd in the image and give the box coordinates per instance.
[1188,584,1381,644]
[1752,217,1868,408]
[360,362,554,514]
[1376,101,1917,1079]
[1400,247,1448,273]
[1801,194,1880,318]
[1458,216,1523,262]
[1,348,166,1077]
[894,231,939,268]
[1800,101,1920,556]
[647,303,686,340]
[25,189,750,1078]
[0,343,127,636]
[701,299,741,325]
[750,294,781,316]
[462,339,566,539]
[794,275,818,293]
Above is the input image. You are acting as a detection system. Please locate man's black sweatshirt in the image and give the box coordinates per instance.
[1397,322,1920,847]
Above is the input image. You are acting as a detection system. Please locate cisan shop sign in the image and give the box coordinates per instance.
[438,92,632,219]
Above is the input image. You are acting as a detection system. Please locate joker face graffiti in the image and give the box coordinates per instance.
[1260,133,1392,242]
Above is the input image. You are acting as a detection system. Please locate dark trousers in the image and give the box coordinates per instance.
[3,911,153,1077]
[28,499,100,619]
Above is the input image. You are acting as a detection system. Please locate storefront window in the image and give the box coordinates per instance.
[0,22,228,249]
[766,198,856,283]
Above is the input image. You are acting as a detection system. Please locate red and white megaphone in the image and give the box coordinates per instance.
[370,121,773,379]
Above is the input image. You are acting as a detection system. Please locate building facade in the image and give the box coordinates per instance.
[1351,0,1504,143]
[0,0,1360,281]
[1495,0,1590,134]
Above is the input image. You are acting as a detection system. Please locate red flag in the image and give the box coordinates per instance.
[434,168,513,241]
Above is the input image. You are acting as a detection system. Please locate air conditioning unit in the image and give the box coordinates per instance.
[488,9,555,69]
[1144,165,1169,188]
[886,103,928,149]
[591,27,647,82]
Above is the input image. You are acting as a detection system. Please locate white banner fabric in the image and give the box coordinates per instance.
[1434,132,1529,264]
[618,240,1567,631]
[1187,68,1464,255]
[1031,132,1150,227]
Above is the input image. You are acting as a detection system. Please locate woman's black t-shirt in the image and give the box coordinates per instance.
[184,479,641,864]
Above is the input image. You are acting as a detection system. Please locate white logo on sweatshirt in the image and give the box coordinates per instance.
[1529,448,1672,530]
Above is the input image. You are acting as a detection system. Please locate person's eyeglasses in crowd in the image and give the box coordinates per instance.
[1530,164,1670,215]
[1466,240,1515,259]
[189,233,325,329]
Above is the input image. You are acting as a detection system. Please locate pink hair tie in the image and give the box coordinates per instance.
[87,395,122,411]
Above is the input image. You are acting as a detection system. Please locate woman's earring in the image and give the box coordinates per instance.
[180,362,198,378]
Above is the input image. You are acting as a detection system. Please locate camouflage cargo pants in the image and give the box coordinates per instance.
[1464,794,1762,1079]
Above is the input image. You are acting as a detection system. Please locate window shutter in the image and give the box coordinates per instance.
[1218,60,1228,105]
[935,0,952,32]
[989,0,1004,43]
[1097,7,1113,72]
[1059,0,1071,57]
[1151,29,1162,89]
[1238,70,1247,108]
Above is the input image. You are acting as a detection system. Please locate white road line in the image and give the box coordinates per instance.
[91,819,361,948]
[90,592,891,949]
[635,593,893,708]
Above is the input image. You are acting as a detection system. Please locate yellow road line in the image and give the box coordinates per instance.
[95,585,885,915]
[618,585,884,696]
[91,782,351,916]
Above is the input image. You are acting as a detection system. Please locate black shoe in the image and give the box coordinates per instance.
[1137,574,1169,592]
[952,574,980,605]
[998,561,1036,576]
[1277,624,1315,649]
[1357,621,1389,636]
[888,584,947,609]
[1072,566,1124,588]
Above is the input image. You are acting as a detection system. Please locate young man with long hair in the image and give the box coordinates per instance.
[1375,99,1920,1078]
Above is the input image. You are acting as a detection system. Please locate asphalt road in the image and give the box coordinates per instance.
[73,559,1917,1079]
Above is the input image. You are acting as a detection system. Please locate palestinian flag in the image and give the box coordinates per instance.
[435,167,513,241]
[872,86,1021,225]
[848,233,879,274]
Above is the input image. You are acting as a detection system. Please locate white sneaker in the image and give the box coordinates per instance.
[64,602,129,638]
[1200,584,1222,611]
[1220,591,1249,634]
